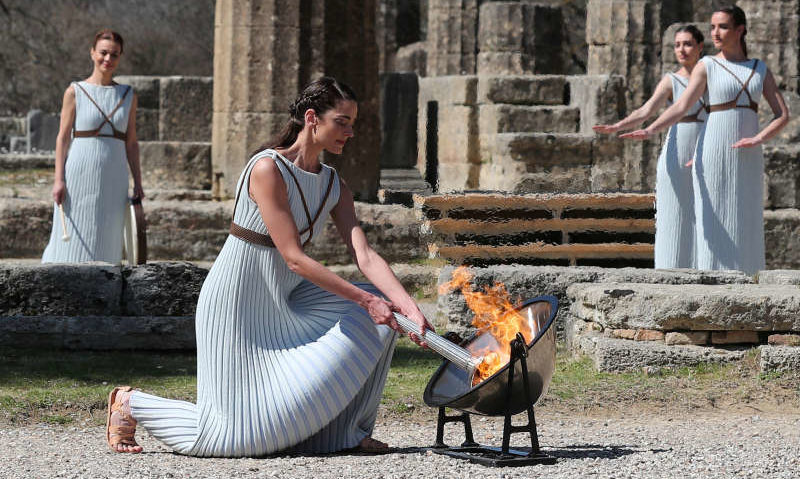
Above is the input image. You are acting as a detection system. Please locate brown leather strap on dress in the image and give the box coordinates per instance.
[229,153,338,248]
[671,74,709,123]
[73,83,131,141]
[708,58,760,113]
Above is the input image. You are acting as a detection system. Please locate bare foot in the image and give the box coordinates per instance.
[357,436,389,453]
[107,388,143,453]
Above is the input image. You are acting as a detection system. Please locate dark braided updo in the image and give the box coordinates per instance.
[258,77,357,152]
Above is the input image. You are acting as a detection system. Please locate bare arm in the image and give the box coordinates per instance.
[620,61,708,140]
[330,177,435,340]
[249,159,429,342]
[125,93,144,199]
[52,86,75,205]
[732,69,790,148]
[593,75,673,134]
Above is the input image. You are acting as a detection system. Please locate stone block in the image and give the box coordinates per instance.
[115,76,160,110]
[0,199,52,258]
[145,200,230,261]
[567,75,625,134]
[763,145,800,209]
[764,209,800,270]
[590,135,626,191]
[710,330,760,345]
[665,331,709,346]
[395,42,427,76]
[634,329,664,341]
[759,345,800,372]
[380,72,418,169]
[121,262,208,316]
[762,91,800,144]
[159,77,213,142]
[0,116,26,149]
[477,76,568,106]
[492,133,593,167]
[568,282,800,332]
[768,334,800,346]
[418,76,478,106]
[573,332,747,372]
[610,329,636,339]
[139,141,212,190]
[0,262,122,316]
[477,52,532,76]
[479,105,580,136]
[134,108,159,142]
[27,110,59,152]
[757,269,800,285]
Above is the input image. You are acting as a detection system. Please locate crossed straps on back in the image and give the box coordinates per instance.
[670,74,710,123]
[73,82,131,141]
[707,58,760,114]
[229,152,337,249]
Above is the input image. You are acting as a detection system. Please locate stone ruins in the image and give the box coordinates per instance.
[1,0,799,370]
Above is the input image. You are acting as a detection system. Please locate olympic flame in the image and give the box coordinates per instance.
[439,267,541,386]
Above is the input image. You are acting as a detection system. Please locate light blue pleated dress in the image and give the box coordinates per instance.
[654,73,708,269]
[130,149,398,457]
[42,81,132,264]
[693,56,766,274]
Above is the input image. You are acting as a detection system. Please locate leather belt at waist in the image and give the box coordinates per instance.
[73,129,128,141]
[678,113,705,123]
[708,100,758,114]
[230,222,276,248]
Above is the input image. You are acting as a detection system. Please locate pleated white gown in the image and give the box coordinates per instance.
[693,57,766,274]
[42,82,132,264]
[131,150,398,457]
[654,73,707,269]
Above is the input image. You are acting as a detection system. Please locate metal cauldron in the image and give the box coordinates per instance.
[423,295,558,416]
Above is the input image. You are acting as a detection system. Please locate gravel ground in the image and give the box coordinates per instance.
[2,409,799,479]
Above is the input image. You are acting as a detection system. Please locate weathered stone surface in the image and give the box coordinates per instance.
[115,76,160,110]
[0,316,195,350]
[438,265,753,333]
[0,116,26,149]
[121,261,208,316]
[590,134,626,191]
[394,42,427,75]
[492,133,593,166]
[759,345,800,372]
[764,209,800,270]
[610,329,636,340]
[27,110,59,152]
[767,334,800,346]
[479,105,580,135]
[134,108,159,142]
[0,199,54,257]
[763,145,800,209]
[574,331,747,372]
[380,72,418,169]
[567,75,625,135]
[418,76,478,106]
[634,329,665,341]
[139,141,212,190]
[158,77,213,142]
[477,76,568,106]
[710,330,760,345]
[426,0,478,76]
[145,199,230,261]
[0,262,122,316]
[569,282,800,332]
[665,331,709,346]
[757,269,800,285]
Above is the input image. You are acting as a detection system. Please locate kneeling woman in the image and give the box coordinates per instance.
[106,77,432,456]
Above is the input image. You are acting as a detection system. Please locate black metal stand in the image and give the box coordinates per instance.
[429,333,557,467]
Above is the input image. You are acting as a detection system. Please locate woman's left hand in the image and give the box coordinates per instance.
[397,306,435,349]
[132,184,145,201]
[731,137,762,149]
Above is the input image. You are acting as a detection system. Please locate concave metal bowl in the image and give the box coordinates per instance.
[423,295,558,416]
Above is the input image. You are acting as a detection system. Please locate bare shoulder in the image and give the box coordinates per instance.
[250,155,284,187]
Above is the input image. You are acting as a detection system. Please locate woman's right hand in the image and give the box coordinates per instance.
[363,295,400,331]
[592,124,619,134]
[52,179,66,205]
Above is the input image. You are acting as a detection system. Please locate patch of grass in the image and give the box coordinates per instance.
[0,168,51,187]
[383,337,442,413]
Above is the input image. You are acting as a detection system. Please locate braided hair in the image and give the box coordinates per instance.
[257,77,357,153]
[715,5,748,57]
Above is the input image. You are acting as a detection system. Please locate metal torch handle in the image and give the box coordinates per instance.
[392,312,483,374]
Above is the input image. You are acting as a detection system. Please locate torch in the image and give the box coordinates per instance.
[58,204,71,242]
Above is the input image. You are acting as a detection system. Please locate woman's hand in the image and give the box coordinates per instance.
[132,183,145,201]
[618,129,654,140]
[397,305,435,349]
[592,124,619,134]
[731,137,762,149]
[363,295,400,331]
[52,179,66,205]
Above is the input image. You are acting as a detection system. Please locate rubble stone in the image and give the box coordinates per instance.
[665,331,709,346]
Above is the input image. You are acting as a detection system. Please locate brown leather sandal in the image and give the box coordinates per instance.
[106,386,141,453]
[355,436,390,454]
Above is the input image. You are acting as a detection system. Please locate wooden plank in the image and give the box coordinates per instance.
[424,218,655,236]
[433,243,655,262]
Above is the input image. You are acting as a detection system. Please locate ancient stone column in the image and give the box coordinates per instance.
[425,0,478,76]
[212,0,304,199]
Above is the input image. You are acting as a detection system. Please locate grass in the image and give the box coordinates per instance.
[1,340,799,426]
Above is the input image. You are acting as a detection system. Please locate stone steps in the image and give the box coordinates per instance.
[477,75,569,106]
[0,261,440,350]
[378,168,431,206]
[479,104,581,135]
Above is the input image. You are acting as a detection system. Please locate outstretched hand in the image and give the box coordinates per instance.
[731,137,762,149]
[618,129,653,140]
[592,124,619,134]
[395,305,435,349]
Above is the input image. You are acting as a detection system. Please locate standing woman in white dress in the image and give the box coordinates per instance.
[594,25,708,268]
[621,5,789,274]
[42,29,143,264]
[105,77,433,456]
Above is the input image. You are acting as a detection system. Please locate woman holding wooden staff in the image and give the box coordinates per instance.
[42,28,144,264]
[620,5,789,274]
[105,77,433,456]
